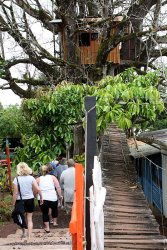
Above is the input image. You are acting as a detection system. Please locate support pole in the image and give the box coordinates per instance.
[85,96,96,250]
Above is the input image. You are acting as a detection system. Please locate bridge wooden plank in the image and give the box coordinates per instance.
[105,199,151,206]
[104,230,160,235]
[102,124,166,249]
[104,235,166,239]
[104,206,153,214]
[104,243,167,249]
[104,217,157,225]
[105,226,160,232]
[104,211,155,218]
[104,239,167,244]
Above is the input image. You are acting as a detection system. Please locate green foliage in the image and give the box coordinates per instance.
[0,138,3,152]
[96,69,164,132]
[14,84,93,171]
[0,59,6,78]
[74,153,85,167]
[0,195,13,222]
[14,69,164,170]
[0,102,3,110]
[148,118,167,130]
[0,167,9,192]
[0,105,31,139]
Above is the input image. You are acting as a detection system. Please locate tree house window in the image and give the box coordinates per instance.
[79,33,90,46]
[91,33,98,41]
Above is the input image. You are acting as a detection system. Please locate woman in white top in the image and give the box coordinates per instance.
[13,162,43,238]
[36,164,63,232]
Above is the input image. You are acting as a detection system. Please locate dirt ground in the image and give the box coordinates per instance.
[1,193,167,240]
[0,206,71,238]
[1,208,167,239]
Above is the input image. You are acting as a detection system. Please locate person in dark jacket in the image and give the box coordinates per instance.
[54,158,68,181]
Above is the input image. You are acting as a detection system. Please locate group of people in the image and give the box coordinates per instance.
[12,158,75,238]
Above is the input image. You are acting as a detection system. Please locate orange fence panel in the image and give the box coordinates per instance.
[69,163,84,250]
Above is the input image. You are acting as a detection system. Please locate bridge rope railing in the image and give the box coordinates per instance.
[132,138,165,235]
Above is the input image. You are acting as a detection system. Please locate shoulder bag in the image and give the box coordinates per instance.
[13,177,25,214]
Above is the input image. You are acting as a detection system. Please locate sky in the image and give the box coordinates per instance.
[0,1,54,107]
[0,89,21,107]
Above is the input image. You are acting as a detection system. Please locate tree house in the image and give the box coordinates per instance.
[51,16,132,65]
[77,29,120,65]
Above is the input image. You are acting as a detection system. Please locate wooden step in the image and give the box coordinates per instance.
[0,245,71,250]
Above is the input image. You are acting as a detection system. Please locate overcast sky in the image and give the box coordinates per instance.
[0,89,21,107]
[0,1,54,107]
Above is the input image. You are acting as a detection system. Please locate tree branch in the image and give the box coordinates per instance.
[96,24,167,65]
[14,0,55,32]
[13,78,49,86]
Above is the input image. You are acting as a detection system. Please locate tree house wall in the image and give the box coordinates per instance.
[121,38,137,61]
[78,32,120,65]
[61,30,120,65]
[77,32,120,65]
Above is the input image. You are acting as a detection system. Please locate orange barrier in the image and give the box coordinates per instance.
[69,163,84,250]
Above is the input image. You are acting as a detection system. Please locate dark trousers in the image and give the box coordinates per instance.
[38,200,58,222]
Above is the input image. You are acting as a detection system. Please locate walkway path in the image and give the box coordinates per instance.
[102,124,167,249]
[0,209,71,249]
[0,228,71,250]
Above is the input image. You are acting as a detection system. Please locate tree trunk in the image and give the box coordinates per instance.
[73,125,85,155]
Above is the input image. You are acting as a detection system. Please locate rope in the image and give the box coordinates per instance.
[84,104,96,243]
[120,132,131,181]
[149,161,153,205]
[84,105,96,115]
[132,137,167,172]
[133,138,165,235]
[136,151,167,172]
[157,164,165,236]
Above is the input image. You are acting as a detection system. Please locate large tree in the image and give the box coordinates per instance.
[0,0,167,98]
[13,69,164,169]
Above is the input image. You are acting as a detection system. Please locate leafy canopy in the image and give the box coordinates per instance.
[14,69,164,170]
[0,59,6,78]
[0,105,30,139]
[96,68,164,131]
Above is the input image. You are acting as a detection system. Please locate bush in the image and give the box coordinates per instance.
[0,194,13,222]
[74,153,85,167]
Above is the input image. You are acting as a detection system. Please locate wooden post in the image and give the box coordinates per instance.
[85,96,96,250]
